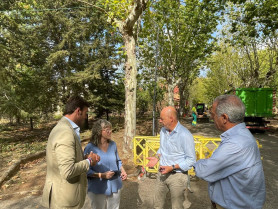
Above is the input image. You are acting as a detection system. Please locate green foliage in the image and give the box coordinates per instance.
[219,2,278,88]
[103,0,134,20]
[197,0,278,101]
[87,73,125,118]
[0,0,124,123]
[136,78,165,115]
[137,88,150,115]
[227,0,278,37]
[189,78,209,105]
[0,124,14,132]
[203,42,248,102]
[203,38,278,101]
[139,0,221,108]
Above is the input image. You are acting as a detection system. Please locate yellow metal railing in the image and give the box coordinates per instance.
[194,136,222,159]
[133,135,262,176]
[144,138,160,173]
[133,136,159,166]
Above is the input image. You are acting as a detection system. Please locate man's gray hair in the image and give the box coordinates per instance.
[214,95,245,123]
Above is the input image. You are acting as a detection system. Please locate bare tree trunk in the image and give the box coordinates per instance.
[166,73,180,106]
[167,79,175,106]
[84,114,89,130]
[16,116,20,124]
[77,0,149,154]
[113,0,148,152]
[123,33,137,151]
[178,83,186,118]
[30,117,33,131]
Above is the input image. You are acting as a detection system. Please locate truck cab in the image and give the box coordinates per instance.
[196,103,209,123]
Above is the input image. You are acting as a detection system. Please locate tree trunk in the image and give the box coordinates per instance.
[167,79,175,106]
[9,116,13,124]
[106,110,109,121]
[16,116,20,124]
[110,0,148,153]
[178,83,185,118]
[123,33,137,151]
[84,114,89,130]
[30,117,33,130]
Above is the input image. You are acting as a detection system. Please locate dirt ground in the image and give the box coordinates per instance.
[1,117,278,209]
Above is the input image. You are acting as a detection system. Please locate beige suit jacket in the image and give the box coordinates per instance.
[41,117,89,209]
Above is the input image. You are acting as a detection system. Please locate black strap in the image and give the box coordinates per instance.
[171,170,188,174]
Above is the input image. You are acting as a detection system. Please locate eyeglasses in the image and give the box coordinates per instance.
[209,110,215,118]
[102,128,112,133]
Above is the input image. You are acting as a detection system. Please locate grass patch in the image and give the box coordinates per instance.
[0,122,52,174]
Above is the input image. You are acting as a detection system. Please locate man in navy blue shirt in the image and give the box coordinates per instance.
[194,95,266,209]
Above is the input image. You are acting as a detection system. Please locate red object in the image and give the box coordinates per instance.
[139,166,145,177]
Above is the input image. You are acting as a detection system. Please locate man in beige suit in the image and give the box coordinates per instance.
[42,96,100,209]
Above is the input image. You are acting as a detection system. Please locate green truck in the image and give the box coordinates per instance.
[232,88,276,131]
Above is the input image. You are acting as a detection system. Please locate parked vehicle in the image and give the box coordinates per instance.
[231,88,276,131]
[196,103,209,123]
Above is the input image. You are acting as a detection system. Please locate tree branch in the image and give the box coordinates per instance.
[123,0,149,33]
[76,0,113,21]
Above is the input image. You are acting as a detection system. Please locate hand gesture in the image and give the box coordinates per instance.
[159,166,172,174]
[120,169,127,181]
[87,151,100,166]
[104,171,115,179]
[146,157,159,167]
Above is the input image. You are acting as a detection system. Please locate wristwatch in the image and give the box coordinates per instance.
[172,165,176,173]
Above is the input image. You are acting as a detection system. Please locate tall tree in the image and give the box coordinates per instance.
[204,42,243,101]
[140,0,220,117]
[204,38,277,102]
[221,1,278,87]
[197,0,278,103]
[189,77,208,106]
[226,0,278,37]
[0,1,122,127]
[0,1,58,127]
[77,0,149,151]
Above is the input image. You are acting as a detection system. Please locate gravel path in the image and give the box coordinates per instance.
[1,119,277,209]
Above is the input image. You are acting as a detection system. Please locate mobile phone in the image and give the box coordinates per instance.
[111,170,121,175]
